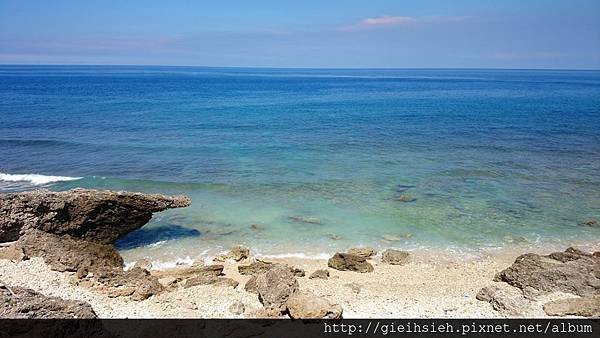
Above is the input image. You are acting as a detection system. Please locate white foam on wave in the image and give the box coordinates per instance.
[0,172,82,185]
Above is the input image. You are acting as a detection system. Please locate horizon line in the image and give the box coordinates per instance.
[0,63,599,72]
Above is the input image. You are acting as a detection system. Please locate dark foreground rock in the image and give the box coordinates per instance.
[16,230,123,274]
[495,247,599,297]
[328,253,374,273]
[543,296,600,317]
[0,284,96,318]
[0,188,191,244]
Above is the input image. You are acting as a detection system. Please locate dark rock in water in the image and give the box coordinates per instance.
[495,247,599,297]
[256,265,299,311]
[76,267,163,301]
[0,284,96,318]
[16,230,123,274]
[0,188,191,244]
[347,247,377,259]
[287,216,322,225]
[581,219,598,227]
[476,284,532,316]
[543,296,600,317]
[286,291,343,319]
[309,269,330,279]
[396,194,417,203]
[328,253,374,273]
[381,249,410,265]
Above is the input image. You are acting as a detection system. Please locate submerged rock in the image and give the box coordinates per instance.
[256,265,299,310]
[495,247,599,297]
[0,188,191,244]
[347,247,377,259]
[581,219,598,227]
[287,216,321,225]
[396,194,417,203]
[543,296,600,317]
[0,284,96,319]
[381,249,410,265]
[286,291,343,319]
[309,269,330,280]
[328,253,374,273]
[16,230,123,274]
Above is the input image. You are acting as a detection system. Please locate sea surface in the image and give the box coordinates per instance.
[1,66,599,264]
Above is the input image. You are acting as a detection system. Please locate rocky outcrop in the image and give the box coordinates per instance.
[76,267,164,301]
[0,188,191,244]
[381,249,410,265]
[0,284,96,318]
[347,247,377,259]
[286,291,343,319]
[16,230,123,274]
[152,263,238,289]
[244,276,258,293]
[328,253,374,273]
[543,296,600,317]
[256,265,299,310]
[495,247,599,297]
[476,284,532,316]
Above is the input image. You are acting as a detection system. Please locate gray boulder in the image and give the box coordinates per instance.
[0,188,191,244]
[256,265,299,310]
[0,284,96,318]
[381,249,410,265]
[495,247,599,297]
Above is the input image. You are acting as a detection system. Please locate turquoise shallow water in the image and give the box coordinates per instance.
[0,66,599,262]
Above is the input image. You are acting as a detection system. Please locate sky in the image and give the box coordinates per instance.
[0,0,599,69]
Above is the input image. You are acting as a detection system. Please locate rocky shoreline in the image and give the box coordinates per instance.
[0,189,598,318]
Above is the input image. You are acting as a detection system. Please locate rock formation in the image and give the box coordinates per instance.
[0,188,191,244]
[328,253,374,273]
[347,247,377,258]
[381,249,410,265]
[543,296,600,317]
[256,265,299,310]
[495,247,599,297]
[0,284,96,319]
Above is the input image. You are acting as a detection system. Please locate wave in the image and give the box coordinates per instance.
[0,172,82,185]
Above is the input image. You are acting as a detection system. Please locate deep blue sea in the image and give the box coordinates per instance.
[1,66,599,264]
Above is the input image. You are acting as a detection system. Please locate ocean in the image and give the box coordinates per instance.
[1,65,599,265]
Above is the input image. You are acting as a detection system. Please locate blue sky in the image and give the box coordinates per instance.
[1,0,599,68]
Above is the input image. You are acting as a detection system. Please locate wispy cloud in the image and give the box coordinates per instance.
[339,15,470,31]
[362,16,416,26]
